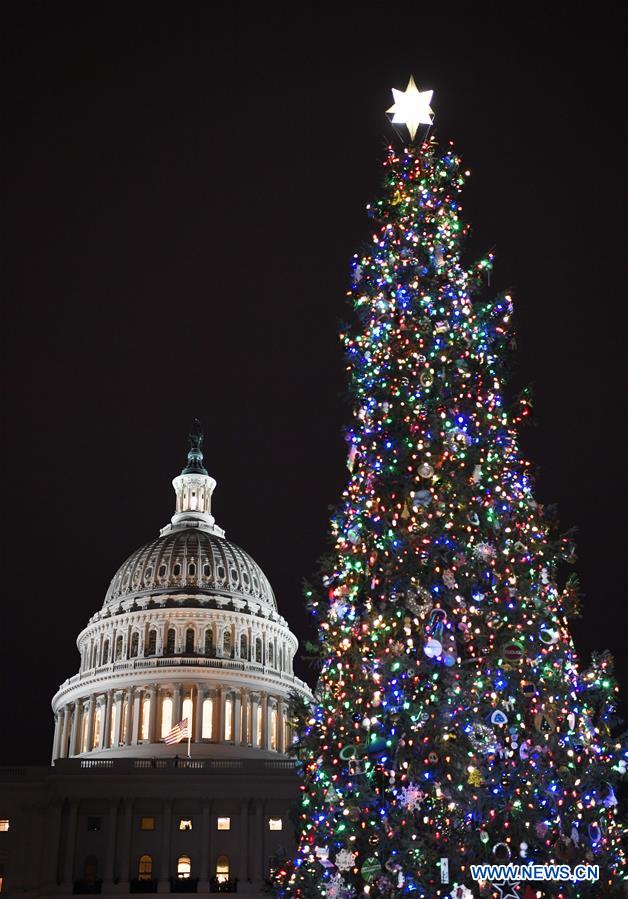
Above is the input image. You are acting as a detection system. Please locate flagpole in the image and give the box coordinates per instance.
[187,685,193,759]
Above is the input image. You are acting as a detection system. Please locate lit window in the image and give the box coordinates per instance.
[179,818,193,831]
[202,698,213,739]
[216,855,229,885]
[225,698,233,741]
[140,696,151,741]
[177,855,191,879]
[121,700,129,743]
[0,863,4,894]
[92,705,102,749]
[182,696,193,733]
[0,820,9,832]
[138,855,152,880]
[140,817,155,831]
[109,705,117,745]
[269,818,283,831]
[256,705,262,745]
[271,708,278,751]
[161,697,173,738]
[217,817,231,831]
[87,816,101,832]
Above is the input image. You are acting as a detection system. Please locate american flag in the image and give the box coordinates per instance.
[164,718,189,745]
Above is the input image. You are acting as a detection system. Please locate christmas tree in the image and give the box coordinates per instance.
[274,80,626,899]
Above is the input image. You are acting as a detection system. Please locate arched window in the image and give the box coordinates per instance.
[115,635,123,660]
[84,856,98,883]
[173,563,181,577]
[161,697,173,738]
[92,705,102,749]
[225,697,233,741]
[81,706,89,753]
[271,707,278,751]
[177,855,191,879]
[223,629,232,655]
[216,855,229,885]
[121,699,129,743]
[141,696,151,741]
[268,643,274,666]
[166,628,176,655]
[182,696,193,734]
[146,629,157,656]
[255,638,262,663]
[91,643,98,668]
[185,628,195,654]
[204,628,213,655]
[102,639,110,664]
[188,562,196,576]
[240,634,248,659]
[202,698,213,739]
[109,704,117,745]
[130,633,139,658]
[278,646,283,671]
[138,855,152,881]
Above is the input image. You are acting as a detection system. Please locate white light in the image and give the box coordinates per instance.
[387,75,434,140]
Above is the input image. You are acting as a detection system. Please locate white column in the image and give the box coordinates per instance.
[172,684,182,725]
[261,692,269,750]
[124,688,133,746]
[60,706,71,759]
[277,699,285,754]
[240,692,249,746]
[147,685,158,742]
[51,713,61,763]
[103,691,113,749]
[131,689,142,744]
[84,696,95,753]
[113,691,124,746]
[233,691,242,745]
[69,702,80,756]
[251,693,260,749]
[195,684,204,743]
[97,696,107,750]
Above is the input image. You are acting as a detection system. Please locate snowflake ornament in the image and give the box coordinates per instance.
[334,849,357,872]
[450,885,474,899]
[399,783,425,811]
[325,873,355,899]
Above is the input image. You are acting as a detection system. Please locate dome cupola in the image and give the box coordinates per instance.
[50,424,311,764]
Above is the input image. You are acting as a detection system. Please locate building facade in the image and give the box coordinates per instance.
[0,425,311,897]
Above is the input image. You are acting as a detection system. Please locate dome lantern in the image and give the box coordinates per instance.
[161,418,225,538]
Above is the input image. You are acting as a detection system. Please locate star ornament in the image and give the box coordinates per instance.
[387,75,434,141]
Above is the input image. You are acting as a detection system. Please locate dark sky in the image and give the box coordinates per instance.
[1,4,627,765]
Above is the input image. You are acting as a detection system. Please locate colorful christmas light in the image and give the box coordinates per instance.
[273,88,626,899]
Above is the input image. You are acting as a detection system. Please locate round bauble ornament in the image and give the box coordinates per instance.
[588,822,601,846]
[502,640,525,665]
[418,462,434,478]
[424,637,442,658]
[468,512,480,527]
[427,751,439,764]
[420,370,434,387]
[361,856,381,883]
[368,833,380,847]
[492,842,511,862]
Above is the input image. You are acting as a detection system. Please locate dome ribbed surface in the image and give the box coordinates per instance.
[103,530,276,610]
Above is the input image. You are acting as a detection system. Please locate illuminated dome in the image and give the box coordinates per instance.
[51,421,311,763]
[103,530,277,612]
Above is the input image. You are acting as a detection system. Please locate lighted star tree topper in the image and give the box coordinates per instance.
[386,75,434,141]
[273,82,626,899]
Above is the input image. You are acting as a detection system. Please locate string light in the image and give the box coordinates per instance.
[273,120,625,899]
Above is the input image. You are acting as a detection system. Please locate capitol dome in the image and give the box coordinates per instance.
[51,422,312,763]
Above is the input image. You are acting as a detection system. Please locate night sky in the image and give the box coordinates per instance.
[2,5,626,765]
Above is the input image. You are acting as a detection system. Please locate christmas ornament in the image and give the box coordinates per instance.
[335,849,357,872]
[386,75,434,141]
[418,462,435,478]
[450,885,474,899]
[360,856,381,883]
